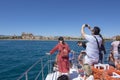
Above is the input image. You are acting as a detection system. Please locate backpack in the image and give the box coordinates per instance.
[118,41,120,54]
[100,44,106,53]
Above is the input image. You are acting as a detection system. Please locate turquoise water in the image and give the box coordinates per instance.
[0,40,112,80]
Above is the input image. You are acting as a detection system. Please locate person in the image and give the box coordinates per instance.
[110,36,120,68]
[69,50,75,68]
[108,51,115,67]
[78,50,86,67]
[46,37,70,75]
[77,41,86,49]
[81,24,102,65]
[77,41,87,66]
[52,61,58,71]
[82,64,94,80]
[57,74,69,80]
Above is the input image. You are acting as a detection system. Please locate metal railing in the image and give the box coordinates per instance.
[17,49,110,80]
[17,55,54,80]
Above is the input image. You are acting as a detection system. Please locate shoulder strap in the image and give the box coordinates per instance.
[94,36,100,51]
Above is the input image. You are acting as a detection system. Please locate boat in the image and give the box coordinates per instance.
[17,51,120,80]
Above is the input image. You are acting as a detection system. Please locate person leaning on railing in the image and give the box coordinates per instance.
[46,36,70,76]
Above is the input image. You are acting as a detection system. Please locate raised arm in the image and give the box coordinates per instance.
[81,24,92,38]
[81,24,85,38]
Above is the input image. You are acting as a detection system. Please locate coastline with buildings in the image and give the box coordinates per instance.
[0,32,81,40]
[0,32,119,41]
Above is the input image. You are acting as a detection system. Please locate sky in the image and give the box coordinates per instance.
[0,0,120,37]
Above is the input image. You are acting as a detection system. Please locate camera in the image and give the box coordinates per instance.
[85,24,88,27]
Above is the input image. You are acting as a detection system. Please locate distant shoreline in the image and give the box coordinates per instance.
[0,39,112,42]
[0,39,80,41]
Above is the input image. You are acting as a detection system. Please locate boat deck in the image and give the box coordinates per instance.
[45,66,83,80]
[17,51,120,80]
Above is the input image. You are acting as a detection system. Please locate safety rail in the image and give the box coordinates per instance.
[17,55,54,80]
[16,49,110,80]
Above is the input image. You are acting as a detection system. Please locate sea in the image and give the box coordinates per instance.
[0,40,112,80]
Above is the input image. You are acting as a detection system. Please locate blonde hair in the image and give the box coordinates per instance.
[82,64,92,76]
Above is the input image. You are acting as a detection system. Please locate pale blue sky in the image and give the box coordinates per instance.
[0,0,120,37]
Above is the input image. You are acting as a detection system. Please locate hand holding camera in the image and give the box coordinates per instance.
[84,24,93,31]
[84,24,90,28]
[85,24,88,27]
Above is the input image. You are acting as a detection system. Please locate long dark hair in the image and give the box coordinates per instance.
[58,37,65,44]
[93,26,100,35]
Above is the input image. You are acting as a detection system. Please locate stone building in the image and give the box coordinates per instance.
[21,32,34,40]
